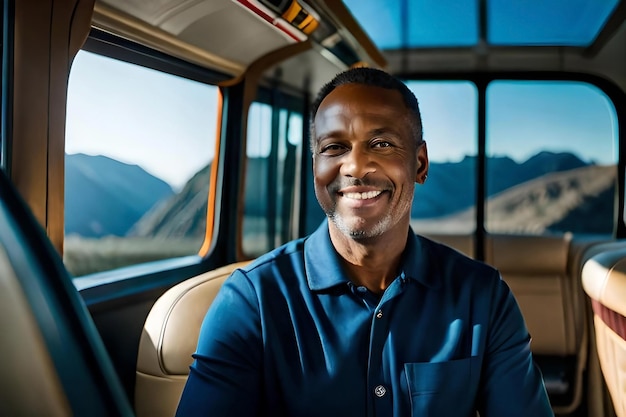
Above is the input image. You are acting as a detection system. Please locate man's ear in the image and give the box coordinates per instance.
[415,141,429,184]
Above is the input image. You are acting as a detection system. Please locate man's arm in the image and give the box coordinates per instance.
[176,270,263,416]
[477,273,554,417]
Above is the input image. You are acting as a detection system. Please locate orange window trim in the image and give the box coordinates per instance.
[199,89,224,257]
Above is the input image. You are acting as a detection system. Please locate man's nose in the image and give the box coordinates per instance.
[339,148,376,178]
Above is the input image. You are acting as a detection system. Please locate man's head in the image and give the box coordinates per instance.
[310,67,423,151]
[311,67,428,242]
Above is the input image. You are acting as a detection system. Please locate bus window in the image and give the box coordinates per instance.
[64,50,218,277]
[406,81,478,234]
[485,80,618,235]
[243,97,303,256]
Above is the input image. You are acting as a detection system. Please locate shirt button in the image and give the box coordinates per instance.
[376,310,383,319]
[374,385,387,397]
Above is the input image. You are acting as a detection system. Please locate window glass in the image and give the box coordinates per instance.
[344,0,617,49]
[243,99,303,256]
[64,50,218,277]
[486,80,618,235]
[406,81,478,234]
[488,0,619,46]
[344,0,478,49]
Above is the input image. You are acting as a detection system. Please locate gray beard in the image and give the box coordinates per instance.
[326,210,393,241]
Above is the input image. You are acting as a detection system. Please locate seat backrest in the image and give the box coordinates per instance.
[0,243,71,416]
[582,247,626,417]
[485,234,576,357]
[0,170,133,417]
[134,261,250,417]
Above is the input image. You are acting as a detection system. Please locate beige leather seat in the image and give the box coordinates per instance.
[0,168,133,416]
[135,261,250,417]
[0,245,71,416]
[582,247,626,417]
[486,234,584,414]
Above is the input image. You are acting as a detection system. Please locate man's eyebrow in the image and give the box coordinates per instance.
[315,130,344,142]
[368,127,399,137]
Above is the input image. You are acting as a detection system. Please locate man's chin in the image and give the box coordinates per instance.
[347,229,368,239]
[328,215,384,241]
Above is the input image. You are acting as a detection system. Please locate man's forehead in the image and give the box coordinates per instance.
[314,84,407,126]
[319,83,404,107]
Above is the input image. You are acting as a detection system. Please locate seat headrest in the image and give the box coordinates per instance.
[137,261,250,377]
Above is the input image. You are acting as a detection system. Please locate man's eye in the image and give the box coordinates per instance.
[373,141,391,148]
[320,144,345,154]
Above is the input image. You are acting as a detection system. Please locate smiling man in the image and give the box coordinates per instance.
[176,67,554,417]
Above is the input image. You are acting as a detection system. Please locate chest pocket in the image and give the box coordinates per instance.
[404,357,480,417]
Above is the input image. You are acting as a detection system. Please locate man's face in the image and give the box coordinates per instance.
[312,83,428,241]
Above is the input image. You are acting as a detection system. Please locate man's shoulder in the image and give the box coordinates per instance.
[415,234,499,277]
[237,237,307,278]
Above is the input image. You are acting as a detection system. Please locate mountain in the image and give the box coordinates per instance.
[65,153,174,237]
[129,158,267,238]
[486,164,615,234]
[412,164,616,234]
[128,163,211,238]
[412,151,588,218]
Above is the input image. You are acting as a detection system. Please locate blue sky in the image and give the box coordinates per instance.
[66,51,218,190]
[486,81,617,164]
[408,80,617,165]
[65,51,618,190]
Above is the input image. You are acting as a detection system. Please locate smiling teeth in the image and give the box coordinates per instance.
[343,191,382,200]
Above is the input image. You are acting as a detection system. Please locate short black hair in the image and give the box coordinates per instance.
[310,67,423,150]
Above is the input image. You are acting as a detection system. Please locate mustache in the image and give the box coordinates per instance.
[328,178,392,193]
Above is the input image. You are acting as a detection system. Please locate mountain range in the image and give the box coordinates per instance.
[65,153,174,237]
[411,151,590,218]
[412,164,615,235]
[65,151,616,238]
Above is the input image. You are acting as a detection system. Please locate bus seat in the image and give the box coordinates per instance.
[134,261,251,417]
[486,234,577,354]
[0,169,133,416]
[582,248,626,417]
[0,244,72,416]
[485,234,585,413]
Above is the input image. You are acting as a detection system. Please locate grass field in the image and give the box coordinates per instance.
[64,235,203,277]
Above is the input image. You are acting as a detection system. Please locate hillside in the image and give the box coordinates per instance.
[486,164,615,234]
[65,153,174,237]
[412,164,616,234]
[129,158,266,238]
[128,163,211,238]
[411,151,588,218]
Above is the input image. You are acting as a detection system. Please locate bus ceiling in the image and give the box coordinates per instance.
[90,0,387,92]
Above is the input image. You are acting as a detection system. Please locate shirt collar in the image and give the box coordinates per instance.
[304,220,439,291]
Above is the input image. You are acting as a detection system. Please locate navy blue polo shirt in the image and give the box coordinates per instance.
[176,221,553,416]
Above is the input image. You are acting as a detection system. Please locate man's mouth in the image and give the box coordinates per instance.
[341,190,383,200]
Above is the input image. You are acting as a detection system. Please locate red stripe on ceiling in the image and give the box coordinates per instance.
[237,0,303,42]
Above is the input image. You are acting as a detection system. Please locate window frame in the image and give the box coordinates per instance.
[69,30,232,298]
[239,85,307,258]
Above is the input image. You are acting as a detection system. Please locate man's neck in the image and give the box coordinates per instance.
[328,222,409,295]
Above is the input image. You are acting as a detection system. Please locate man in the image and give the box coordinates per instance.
[176,67,553,416]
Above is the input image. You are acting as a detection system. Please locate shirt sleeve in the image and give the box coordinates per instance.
[477,271,555,417]
[175,269,263,417]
